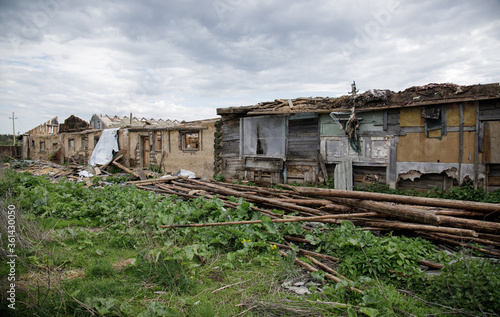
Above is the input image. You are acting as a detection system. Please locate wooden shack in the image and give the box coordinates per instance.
[216,83,500,191]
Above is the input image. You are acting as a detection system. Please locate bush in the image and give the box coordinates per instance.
[423,256,500,314]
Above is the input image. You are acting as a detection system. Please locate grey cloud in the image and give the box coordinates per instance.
[0,0,499,134]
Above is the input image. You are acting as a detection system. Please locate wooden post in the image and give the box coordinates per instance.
[459,102,464,183]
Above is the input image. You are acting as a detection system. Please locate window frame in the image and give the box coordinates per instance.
[179,130,201,151]
[240,115,287,159]
[155,131,162,151]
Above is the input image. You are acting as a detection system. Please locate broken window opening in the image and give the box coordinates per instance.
[94,135,100,147]
[423,106,446,139]
[39,141,45,152]
[52,143,58,151]
[68,138,75,151]
[180,131,200,151]
[329,112,351,130]
[242,116,286,158]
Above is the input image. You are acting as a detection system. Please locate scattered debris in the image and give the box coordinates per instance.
[283,278,322,295]
[135,178,500,257]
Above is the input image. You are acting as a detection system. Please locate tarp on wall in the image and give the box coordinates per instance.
[88,128,120,166]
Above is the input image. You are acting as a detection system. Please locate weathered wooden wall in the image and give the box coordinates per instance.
[285,114,319,184]
[319,110,392,188]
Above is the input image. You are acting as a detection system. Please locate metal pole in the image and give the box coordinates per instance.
[9,112,18,146]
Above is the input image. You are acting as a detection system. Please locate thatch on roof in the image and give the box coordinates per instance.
[217,83,500,116]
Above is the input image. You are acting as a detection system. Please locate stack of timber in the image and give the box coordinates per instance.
[130,178,500,257]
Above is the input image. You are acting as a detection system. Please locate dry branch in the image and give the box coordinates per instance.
[304,255,353,282]
[267,242,340,262]
[128,176,179,186]
[279,250,363,294]
[358,220,478,237]
[161,213,376,229]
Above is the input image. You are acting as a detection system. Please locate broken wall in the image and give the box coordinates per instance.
[24,130,103,164]
[127,120,216,178]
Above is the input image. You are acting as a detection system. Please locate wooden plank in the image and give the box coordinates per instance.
[383,110,388,131]
[459,103,464,181]
[318,152,328,180]
[236,166,281,173]
[291,186,500,214]
[100,153,123,170]
[488,176,500,186]
[112,161,140,178]
[475,102,479,187]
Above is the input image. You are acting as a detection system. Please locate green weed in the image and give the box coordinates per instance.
[1,169,498,316]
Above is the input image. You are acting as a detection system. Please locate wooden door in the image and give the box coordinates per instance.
[142,136,150,168]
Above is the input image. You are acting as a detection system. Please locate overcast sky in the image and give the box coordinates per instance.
[1,0,499,135]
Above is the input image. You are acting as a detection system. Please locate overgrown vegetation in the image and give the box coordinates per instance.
[1,168,499,316]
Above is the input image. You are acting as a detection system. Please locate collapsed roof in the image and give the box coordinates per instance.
[217,83,500,116]
[92,114,181,128]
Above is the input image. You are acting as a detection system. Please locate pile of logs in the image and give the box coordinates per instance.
[130,177,500,257]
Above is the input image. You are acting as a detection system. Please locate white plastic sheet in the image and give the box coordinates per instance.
[175,169,196,179]
[88,128,120,166]
[78,170,94,178]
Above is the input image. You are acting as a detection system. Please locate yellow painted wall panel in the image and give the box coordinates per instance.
[400,107,424,127]
[462,131,476,164]
[397,133,421,161]
[447,104,460,127]
[445,102,476,127]
[428,129,442,138]
[463,102,476,127]
[397,132,461,163]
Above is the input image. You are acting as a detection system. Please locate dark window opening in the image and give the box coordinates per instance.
[423,106,446,138]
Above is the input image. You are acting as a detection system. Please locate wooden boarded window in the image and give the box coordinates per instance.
[155,131,162,151]
[180,131,200,151]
